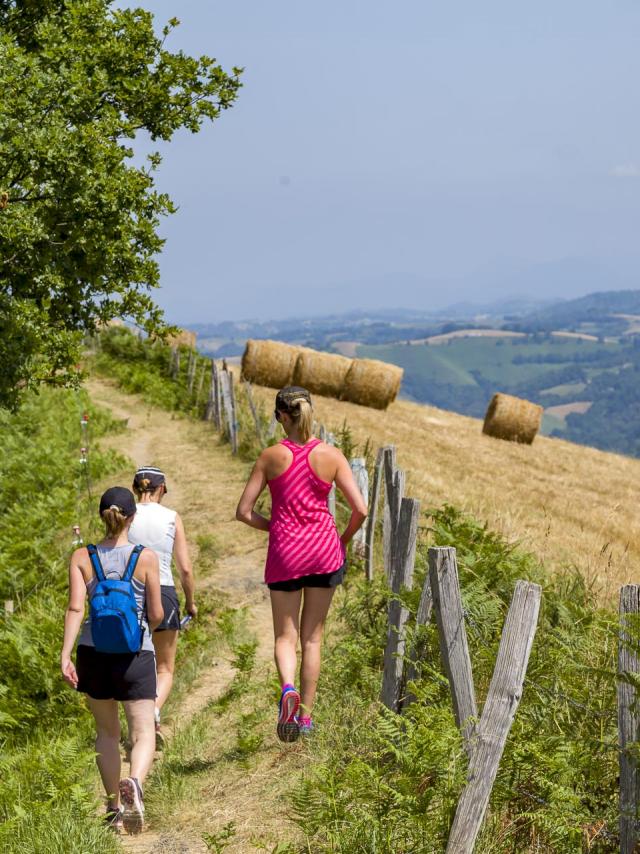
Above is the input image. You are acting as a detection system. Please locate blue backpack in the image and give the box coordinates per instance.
[87,544,145,654]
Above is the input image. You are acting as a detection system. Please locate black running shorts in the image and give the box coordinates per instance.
[267,563,346,592]
[155,585,181,632]
[76,645,157,701]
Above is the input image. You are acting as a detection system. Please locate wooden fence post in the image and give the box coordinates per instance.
[446,581,541,854]
[365,447,385,582]
[228,371,238,454]
[4,599,14,617]
[220,369,235,450]
[618,585,640,853]
[383,447,405,581]
[196,359,207,403]
[244,381,265,447]
[380,498,421,712]
[187,350,196,394]
[350,458,369,559]
[430,547,477,752]
[204,361,215,421]
[213,361,222,431]
[170,347,179,380]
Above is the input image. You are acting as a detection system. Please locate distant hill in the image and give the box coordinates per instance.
[507,289,640,335]
[187,288,640,458]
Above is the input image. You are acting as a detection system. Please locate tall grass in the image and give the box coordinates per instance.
[0,388,127,852]
[293,506,619,853]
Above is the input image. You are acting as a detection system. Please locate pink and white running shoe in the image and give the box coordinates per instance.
[277,684,300,743]
[119,777,144,835]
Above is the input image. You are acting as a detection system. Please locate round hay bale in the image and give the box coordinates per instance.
[241,339,300,389]
[341,358,403,409]
[482,393,543,445]
[292,349,352,398]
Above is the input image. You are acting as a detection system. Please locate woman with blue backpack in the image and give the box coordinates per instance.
[60,486,163,835]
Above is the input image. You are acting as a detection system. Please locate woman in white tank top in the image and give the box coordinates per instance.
[128,467,196,747]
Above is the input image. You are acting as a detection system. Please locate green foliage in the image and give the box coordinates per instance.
[0,1,241,408]
[0,387,127,851]
[0,388,125,738]
[292,506,620,853]
[203,821,237,853]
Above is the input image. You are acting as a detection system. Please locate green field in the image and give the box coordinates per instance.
[356,335,640,452]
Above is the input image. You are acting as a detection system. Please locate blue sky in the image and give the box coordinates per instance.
[133,1,640,322]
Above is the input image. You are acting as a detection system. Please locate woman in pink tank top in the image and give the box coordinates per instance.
[236,386,368,742]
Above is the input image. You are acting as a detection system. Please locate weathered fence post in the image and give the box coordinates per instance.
[244,381,264,447]
[430,547,477,752]
[365,447,385,582]
[196,359,207,403]
[213,360,222,431]
[446,581,541,854]
[220,369,237,453]
[618,585,640,854]
[350,458,369,559]
[228,370,238,455]
[204,361,216,422]
[383,447,405,581]
[380,498,421,712]
[4,599,14,617]
[170,347,180,380]
[187,350,196,394]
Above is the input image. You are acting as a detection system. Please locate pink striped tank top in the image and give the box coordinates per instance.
[264,438,345,584]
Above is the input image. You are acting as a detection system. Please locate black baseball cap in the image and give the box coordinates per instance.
[99,486,137,517]
[133,466,168,493]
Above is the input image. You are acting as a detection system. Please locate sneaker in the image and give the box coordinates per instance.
[119,777,144,835]
[155,720,166,751]
[297,715,314,736]
[104,807,123,833]
[277,684,300,743]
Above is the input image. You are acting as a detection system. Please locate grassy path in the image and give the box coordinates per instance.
[87,378,305,854]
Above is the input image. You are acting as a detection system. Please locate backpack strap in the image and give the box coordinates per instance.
[123,544,145,583]
[86,544,106,582]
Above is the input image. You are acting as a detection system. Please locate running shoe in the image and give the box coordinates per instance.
[119,777,144,835]
[296,715,315,736]
[277,684,300,743]
[104,807,123,833]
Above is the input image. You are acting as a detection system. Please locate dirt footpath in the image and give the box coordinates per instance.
[87,378,282,853]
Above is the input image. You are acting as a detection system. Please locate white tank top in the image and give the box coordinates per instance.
[129,503,177,587]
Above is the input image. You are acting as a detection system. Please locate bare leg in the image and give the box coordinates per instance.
[87,697,121,809]
[123,699,156,785]
[270,589,302,687]
[299,587,335,715]
[152,630,178,712]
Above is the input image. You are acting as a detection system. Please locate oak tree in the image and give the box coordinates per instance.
[0,0,241,408]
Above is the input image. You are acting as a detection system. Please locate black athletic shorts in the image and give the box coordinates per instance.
[76,645,157,701]
[155,585,181,632]
[267,563,346,592]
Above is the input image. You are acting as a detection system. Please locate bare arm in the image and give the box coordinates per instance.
[174,513,196,618]
[141,549,163,630]
[334,452,369,546]
[60,549,87,689]
[235,456,271,532]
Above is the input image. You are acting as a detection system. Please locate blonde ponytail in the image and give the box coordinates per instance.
[292,398,313,443]
[101,506,128,538]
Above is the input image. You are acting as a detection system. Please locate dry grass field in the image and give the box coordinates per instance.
[252,384,640,599]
